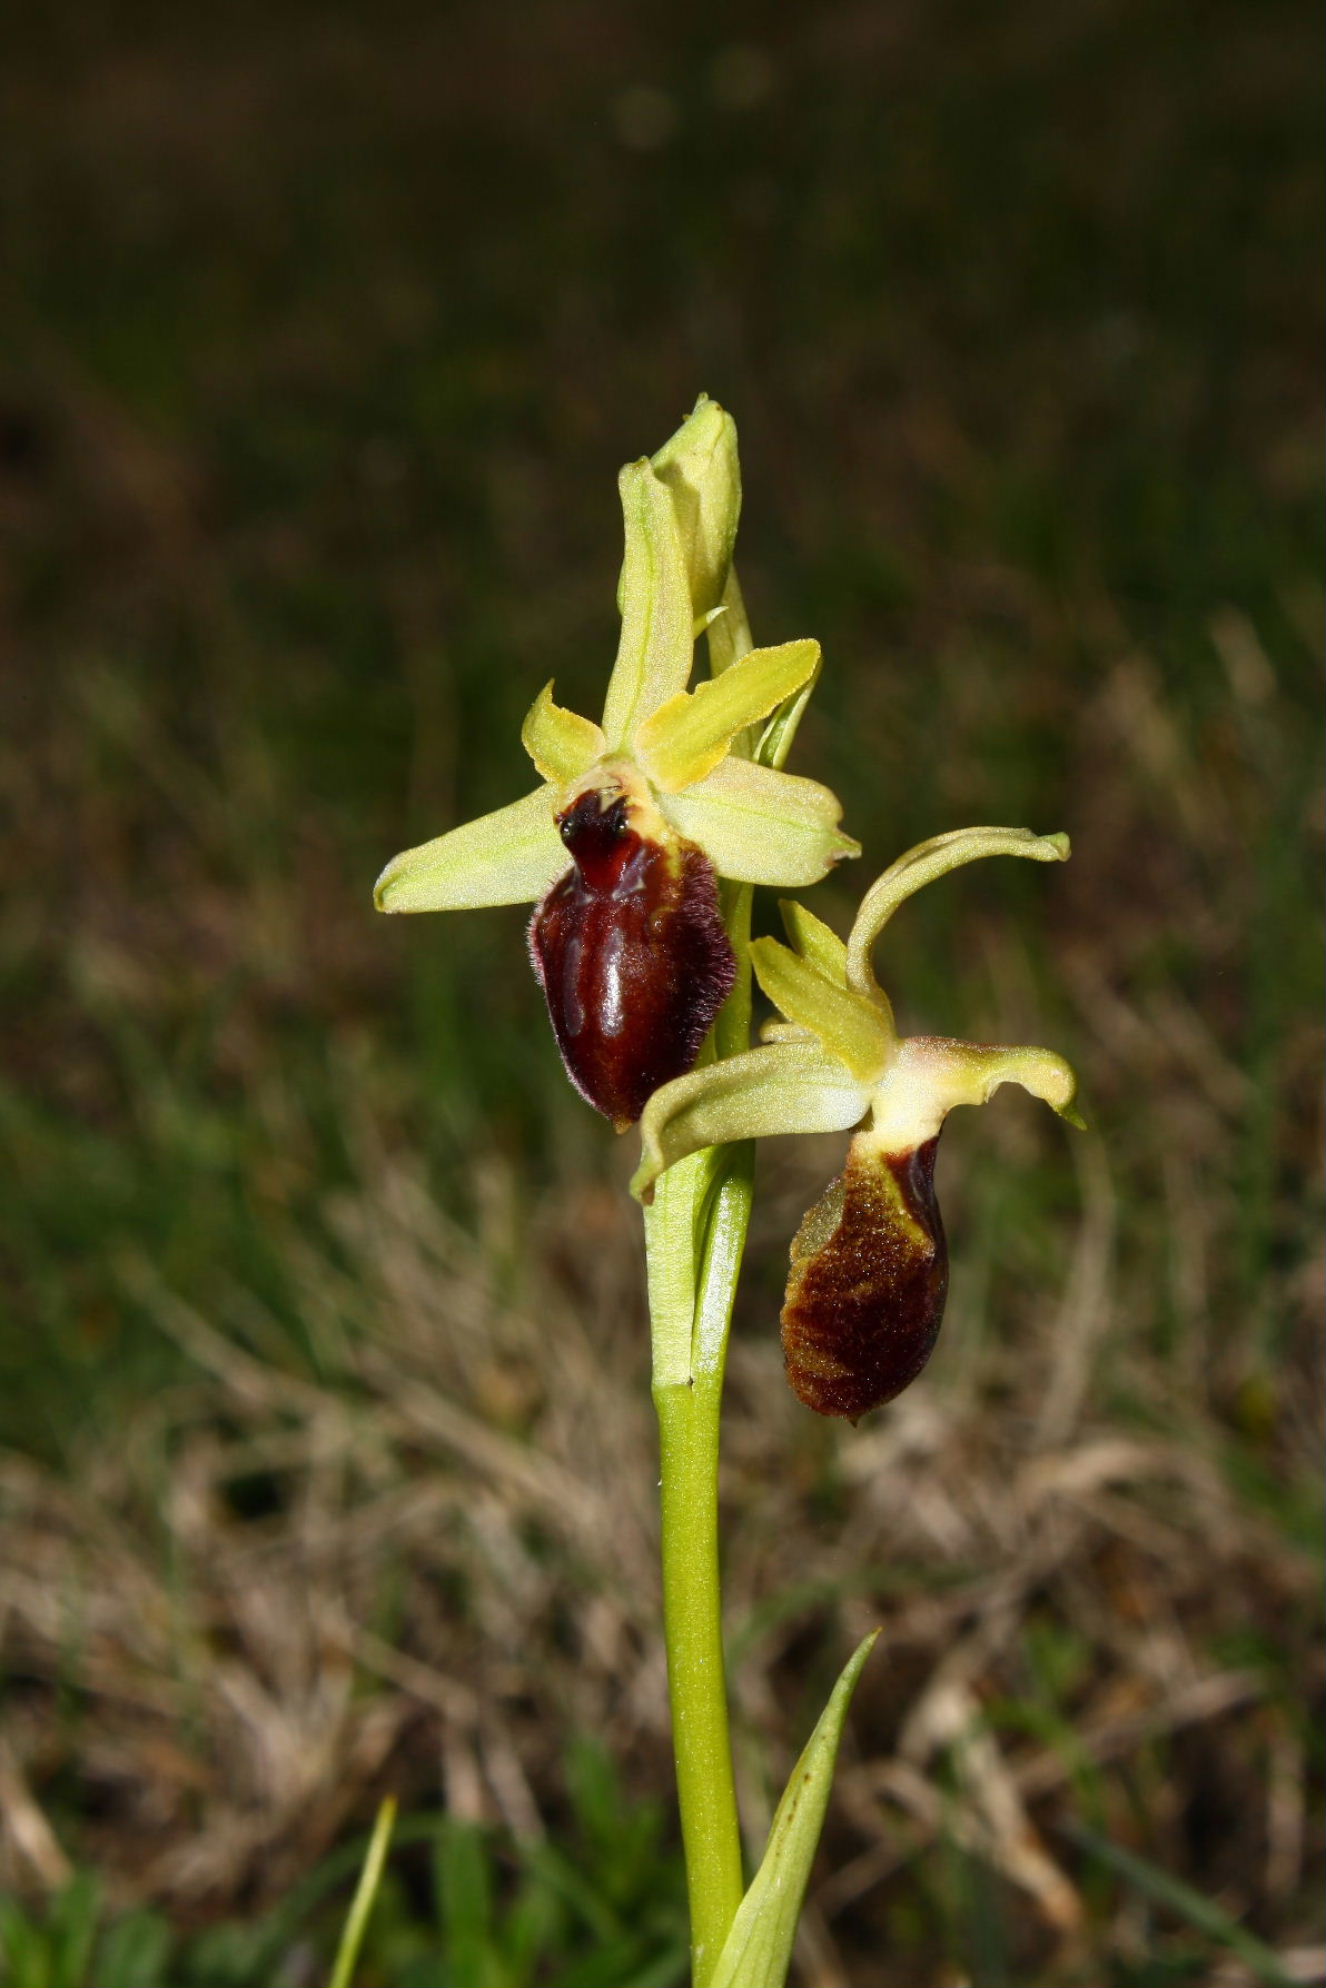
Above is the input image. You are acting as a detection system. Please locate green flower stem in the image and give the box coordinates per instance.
[647,891,755,1983]
[646,617,774,1981]
[655,1367,743,1987]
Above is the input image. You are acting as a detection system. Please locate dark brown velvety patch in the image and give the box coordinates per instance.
[781,1136,948,1419]
[528,790,736,1129]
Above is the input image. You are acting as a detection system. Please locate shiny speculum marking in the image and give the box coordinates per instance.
[781,1137,949,1419]
[529,789,736,1130]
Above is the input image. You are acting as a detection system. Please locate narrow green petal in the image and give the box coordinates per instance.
[710,1633,879,1988]
[865,1034,1085,1152]
[750,937,892,1083]
[631,1041,869,1203]
[600,462,695,748]
[754,641,822,770]
[374,784,566,913]
[519,682,605,786]
[634,639,820,791]
[847,825,1070,993]
[650,392,741,621]
[706,568,760,760]
[706,567,755,679]
[778,898,849,984]
[659,757,860,887]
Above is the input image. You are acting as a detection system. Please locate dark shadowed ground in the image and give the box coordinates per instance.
[0,3,1321,1983]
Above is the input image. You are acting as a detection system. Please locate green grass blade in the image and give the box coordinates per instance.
[49,1873,101,1988]
[0,1897,48,1988]
[1065,1821,1297,1987]
[326,1797,397,1988]
[436,1818,500,1988]
[95,1911,174,1988]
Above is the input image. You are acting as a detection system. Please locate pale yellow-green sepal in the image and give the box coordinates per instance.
[634,640,821,792]
[374,783,566,913]
[659,756,860,888]
[847,825,1071,993]
[865,1035,1085,1152]
[519,683,605,786]
[750,937,892,1084]
[709,1633,879,1988]
[600,462,695,749]
[778,898,849,985]
[632,1041,868,1203]
[650,392,741,621]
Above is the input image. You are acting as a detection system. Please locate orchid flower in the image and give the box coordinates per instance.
[632,826,1085,1418]
[374,398,858,1127]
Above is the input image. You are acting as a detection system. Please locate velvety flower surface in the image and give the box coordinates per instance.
[781,1137,948,1419]
[633,826,1084,1417]
[375,398,858,1124]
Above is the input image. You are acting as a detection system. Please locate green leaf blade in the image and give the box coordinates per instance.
[710,1632,878,1988]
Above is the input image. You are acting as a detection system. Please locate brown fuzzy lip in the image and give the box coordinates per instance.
[780,1136,949,1420]
[528,790,736,1128]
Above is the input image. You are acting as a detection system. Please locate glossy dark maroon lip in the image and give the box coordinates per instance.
[529,789,737,1129]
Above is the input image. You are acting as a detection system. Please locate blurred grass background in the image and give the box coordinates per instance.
[0,2,1321,1983]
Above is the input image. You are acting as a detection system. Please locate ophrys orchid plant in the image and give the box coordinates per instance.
[376,398,1081,1987]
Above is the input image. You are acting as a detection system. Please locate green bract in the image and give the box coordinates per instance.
[374,398,858,916]
[633,824,1084,1202]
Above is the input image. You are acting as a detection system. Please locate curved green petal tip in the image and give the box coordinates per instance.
[847,825,1071,992]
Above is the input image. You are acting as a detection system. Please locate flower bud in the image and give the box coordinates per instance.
[528,781,736,1129]
[781,1134,949,1419]
[649,395,742,620]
